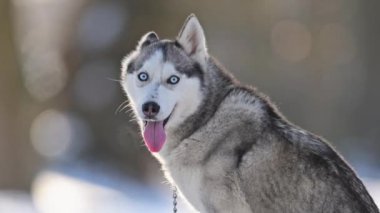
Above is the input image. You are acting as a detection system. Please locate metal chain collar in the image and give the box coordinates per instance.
[172,186,178,213]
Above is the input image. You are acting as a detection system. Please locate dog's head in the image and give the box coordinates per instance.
[121,14,207,152]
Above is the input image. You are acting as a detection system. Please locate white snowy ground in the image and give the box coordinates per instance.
[0,164,194,213]
[0,166,379,213]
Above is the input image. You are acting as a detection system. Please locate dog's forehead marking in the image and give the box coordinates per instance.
[126,41,204,80]
[162,61,178,76]
[141,49,164,72]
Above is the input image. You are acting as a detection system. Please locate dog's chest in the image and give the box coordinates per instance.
[165,157,205,212]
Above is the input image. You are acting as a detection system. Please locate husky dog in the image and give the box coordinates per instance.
[121,14,379,213]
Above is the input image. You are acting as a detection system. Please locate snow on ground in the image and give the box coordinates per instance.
[0,191,36,213]
[30,164,194,213]
[0,164,379,213]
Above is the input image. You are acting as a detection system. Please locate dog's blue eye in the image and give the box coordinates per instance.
[167,75,180,85]
[138,72,149,81]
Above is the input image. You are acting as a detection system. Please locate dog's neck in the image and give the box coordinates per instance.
[158,57,237,157]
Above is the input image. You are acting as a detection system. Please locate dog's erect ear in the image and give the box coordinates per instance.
[137,31,159,49]
[177,14,208,64]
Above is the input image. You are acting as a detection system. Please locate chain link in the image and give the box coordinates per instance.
[172,186,178,213]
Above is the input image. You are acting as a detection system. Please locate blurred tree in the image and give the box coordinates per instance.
[0,0,33,189]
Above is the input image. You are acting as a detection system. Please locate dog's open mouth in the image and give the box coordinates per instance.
[143,114,171,128]
[142,111,173,153]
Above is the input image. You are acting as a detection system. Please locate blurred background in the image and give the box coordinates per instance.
[0,0,379,212]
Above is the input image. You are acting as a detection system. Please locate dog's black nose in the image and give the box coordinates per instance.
[142,102,160,117]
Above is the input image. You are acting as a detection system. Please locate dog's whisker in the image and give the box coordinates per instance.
[125,108,135,115]
[120,105,131,113]
[128,118,138,122]
[107,77,123,82]
[115,100,130,114]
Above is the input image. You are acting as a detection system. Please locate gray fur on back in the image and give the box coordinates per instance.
[157,54,379,212]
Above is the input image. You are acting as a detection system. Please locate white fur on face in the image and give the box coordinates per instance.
[122,50,203,130]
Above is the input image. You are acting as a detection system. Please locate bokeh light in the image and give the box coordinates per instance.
[77,1,127,52]
[13,0,83,101]
[21,51,67,101]
[30,109,90,160]
[271,20,312,62]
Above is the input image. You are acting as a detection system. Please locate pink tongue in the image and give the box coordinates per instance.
[143,121,166,152]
